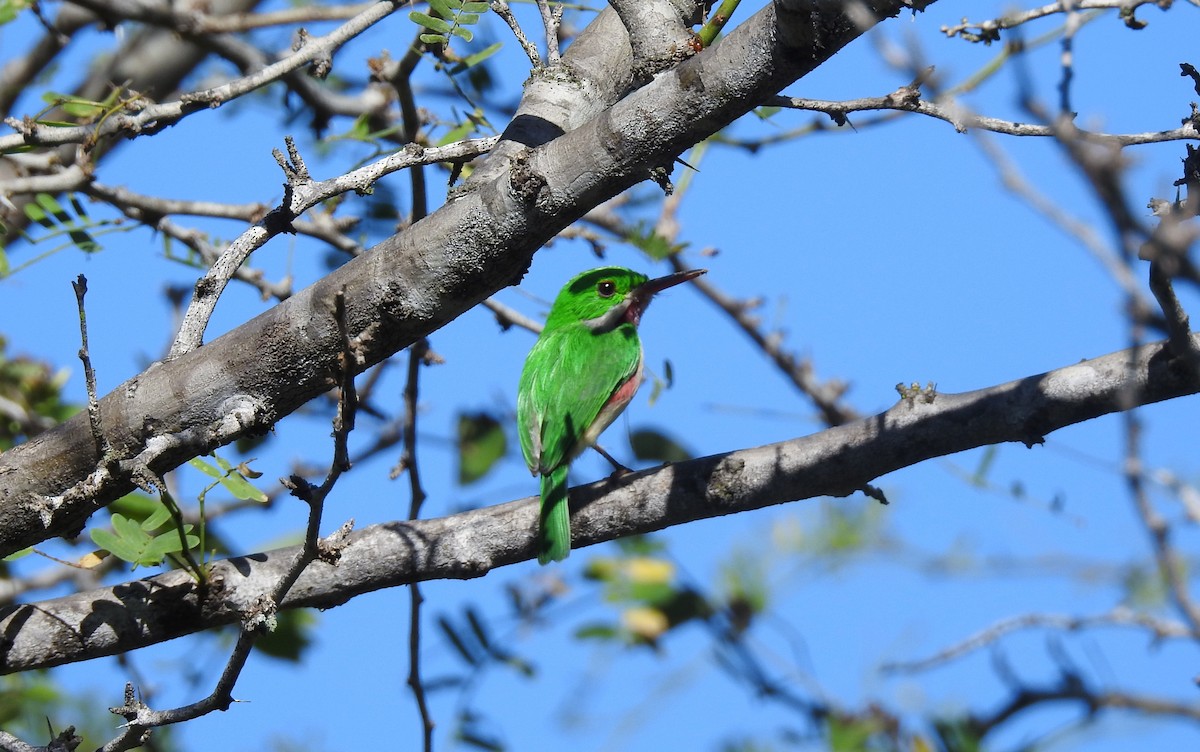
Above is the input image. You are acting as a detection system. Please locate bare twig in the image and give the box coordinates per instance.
[0,1,401,154]
[490,0,542,67]
[767,90,1200,146]
[400,339,435,751]
[482,298,543,334]
[534,0,564,66]
[881,608,1197,674]
[942,0,1174,43]
[71,275,110,463]
[167,133,498,357]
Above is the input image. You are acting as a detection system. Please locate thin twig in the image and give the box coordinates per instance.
[881,608,1197,674]
[490,0,541,67]
[482,298,543,334]
[166,133,498,358]
[534,0,563,66]
[767,90,1200,146]
[0,1,402,153]
[400,339,435,751]
[71,274,110,462]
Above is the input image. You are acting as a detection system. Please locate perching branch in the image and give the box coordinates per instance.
[3,332,1199,673]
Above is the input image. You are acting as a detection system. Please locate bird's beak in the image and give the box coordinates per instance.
[622,268,705,327]
[636,268,707,298]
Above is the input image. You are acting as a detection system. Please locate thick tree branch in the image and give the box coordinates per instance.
[0,0,928,557]
[2,333,1198,673]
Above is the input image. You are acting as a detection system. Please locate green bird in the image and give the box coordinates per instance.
[517,266,706,564]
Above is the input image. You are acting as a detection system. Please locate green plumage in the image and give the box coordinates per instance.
[517,266,705,564]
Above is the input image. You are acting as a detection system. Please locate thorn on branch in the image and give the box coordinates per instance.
[860,483,889,505]
[1182,62,1200,97]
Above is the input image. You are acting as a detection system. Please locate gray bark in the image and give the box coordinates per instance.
[1,333,1192,673]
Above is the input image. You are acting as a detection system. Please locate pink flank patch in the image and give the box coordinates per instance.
[607,369,641,414]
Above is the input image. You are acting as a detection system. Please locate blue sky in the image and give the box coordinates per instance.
[3,1,1200,750]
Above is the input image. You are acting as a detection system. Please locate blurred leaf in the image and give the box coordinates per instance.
[457,411,507,484]
[457,730,504,752]
[621,606,669,642]
[970,445,997,486]
[455,41,502,72]
[256,610,317,662]
[625,221,688,261]
[575,622,620,641]
[438,615,480,666]
[1122,563,1169,609]
[614,535,666,557]
[827,714,882,752]
[108,492,161,523]
[933,716,982,752]
[2,547,32,562]
[719,549,769,630]
[630,428,692,463]
[0,0,35,25]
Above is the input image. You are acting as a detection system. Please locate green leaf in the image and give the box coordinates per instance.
[2,547,32,562]
[450,26,474,42]
[188,456,225,481]
[428,0,454,14]
[142,528,198,561]
[457,411,507,485]
[189,454,268,501]
[630,428,692,463]
[459,41,502,70]
[462,1,490,11]
[140,503,174,531]
[420,33,449,45]
[91,516,151,565]
[410,11,452,33]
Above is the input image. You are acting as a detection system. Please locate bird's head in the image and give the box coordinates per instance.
[547,266,706,332]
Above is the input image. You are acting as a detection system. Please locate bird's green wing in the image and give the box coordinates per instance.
[518,324,640,474]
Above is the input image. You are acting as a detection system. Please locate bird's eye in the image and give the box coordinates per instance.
[597,280,616,297]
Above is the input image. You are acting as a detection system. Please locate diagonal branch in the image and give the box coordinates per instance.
[2,332,1198,674]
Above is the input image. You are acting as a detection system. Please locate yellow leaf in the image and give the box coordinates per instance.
[624,557,674,584]
[622,606,669,641]
[77,550,110,569]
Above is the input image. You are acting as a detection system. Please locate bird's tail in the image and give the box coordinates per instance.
[538,465,571,564]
